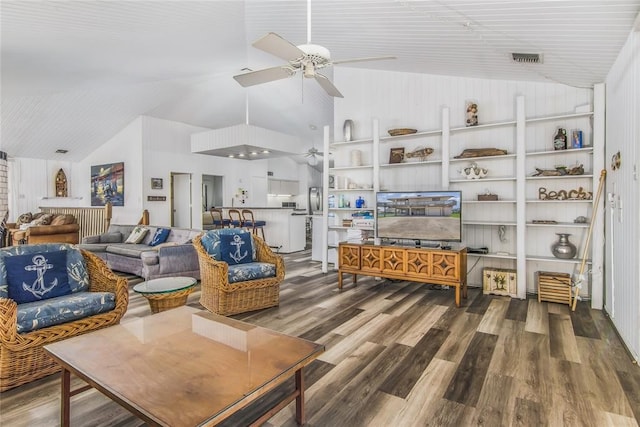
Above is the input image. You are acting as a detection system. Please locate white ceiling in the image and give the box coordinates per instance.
[1,1,639,162]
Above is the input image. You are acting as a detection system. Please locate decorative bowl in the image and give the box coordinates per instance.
[388,128,417,136]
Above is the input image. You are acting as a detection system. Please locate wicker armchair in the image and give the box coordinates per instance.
[193,231,284,316]
[0,249,128,392]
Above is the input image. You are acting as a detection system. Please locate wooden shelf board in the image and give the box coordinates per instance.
[380,159,442,167]
[526,147,593,157]
[467,252,517,259]
[328,188,374,192]
[331,138,373,146]
[328,208,375,212]
[527,199,593,203]
[380,129,441,141]
[462,200,516,204]
[450,120,517,133]
[526,222,589,228]
[464,221,517,226]
[450,177,516,183]
[329,165,374,171]
[526,111,593,123]
[450,154,516,162]
[526,255,592,264]
[526,174,593,180]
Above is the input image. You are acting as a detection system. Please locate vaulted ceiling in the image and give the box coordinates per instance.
[1,1,638,162]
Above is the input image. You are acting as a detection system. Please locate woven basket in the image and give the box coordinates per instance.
[388,128,417,136]
[143,287,194,314]
[0,249,128,391]
[194,232,284,316]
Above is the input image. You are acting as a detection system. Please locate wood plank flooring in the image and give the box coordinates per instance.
[1,250,639,426]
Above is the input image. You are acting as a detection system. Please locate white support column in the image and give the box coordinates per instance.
[321,125,330,273]
[590,82,606,309]
[441,107,450,189]
[372,119,380,242]
[515,95,527,299]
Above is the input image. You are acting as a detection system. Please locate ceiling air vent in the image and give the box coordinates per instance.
[511,53,542,64]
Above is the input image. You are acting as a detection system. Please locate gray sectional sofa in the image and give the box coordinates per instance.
[79,224,201,280]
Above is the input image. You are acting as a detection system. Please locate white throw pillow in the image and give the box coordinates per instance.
[125,226,149,244]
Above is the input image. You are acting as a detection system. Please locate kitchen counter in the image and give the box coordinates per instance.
[203,208,306,253]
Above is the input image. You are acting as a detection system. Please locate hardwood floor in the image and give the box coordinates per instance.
[1,250,639,426]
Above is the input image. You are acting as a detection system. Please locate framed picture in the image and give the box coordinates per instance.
[91,162,124,206]
[389,147,404,164]
[151,178,163,190]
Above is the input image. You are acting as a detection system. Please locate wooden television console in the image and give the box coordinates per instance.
[338,243,468,307]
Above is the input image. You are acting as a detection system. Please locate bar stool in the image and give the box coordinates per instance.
[228,209,244,228]
[241,209,266,239]
[209,208,230,229]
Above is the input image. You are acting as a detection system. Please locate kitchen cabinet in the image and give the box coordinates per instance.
[268,179,299,196]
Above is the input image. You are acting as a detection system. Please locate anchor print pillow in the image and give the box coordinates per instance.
[5,250,71,304]
[220,232,254,265]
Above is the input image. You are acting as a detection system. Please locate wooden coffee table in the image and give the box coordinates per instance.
[133,276,196,313]
[44,306,324,426]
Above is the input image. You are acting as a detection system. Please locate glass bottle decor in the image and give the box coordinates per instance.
[355,196,365,209]
[551,233,577,259]
[553,128,567,150]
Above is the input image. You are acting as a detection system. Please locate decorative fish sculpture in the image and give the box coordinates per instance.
[404,147,434,160]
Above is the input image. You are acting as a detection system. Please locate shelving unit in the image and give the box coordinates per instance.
[322,92,604,303]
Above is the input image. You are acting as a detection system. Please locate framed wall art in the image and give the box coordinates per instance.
[91,162,124,206]
[389,147,404,164]
[151,178,163,190]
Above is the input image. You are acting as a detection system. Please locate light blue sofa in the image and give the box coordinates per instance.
[79,224,201,280]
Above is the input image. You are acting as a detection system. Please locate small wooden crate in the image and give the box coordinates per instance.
[483,267,517,296]
[537,271,572,306]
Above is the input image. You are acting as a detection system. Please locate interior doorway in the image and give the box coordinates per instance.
[202,175,223,210]
[171,172,192,228]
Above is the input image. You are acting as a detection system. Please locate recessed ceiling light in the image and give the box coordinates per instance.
[228,154,235,158]
[55,149,68,154]
[309,124,317,130]
[250,151,258,156]
[262,150,270,154]
[238,153,245,157]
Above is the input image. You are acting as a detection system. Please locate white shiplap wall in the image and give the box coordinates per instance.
[333,68,594,291]
[605,29,640,362]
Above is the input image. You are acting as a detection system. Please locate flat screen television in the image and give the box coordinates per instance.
[376,191,462,243]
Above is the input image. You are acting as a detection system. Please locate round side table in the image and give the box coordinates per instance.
[133,276,197,314]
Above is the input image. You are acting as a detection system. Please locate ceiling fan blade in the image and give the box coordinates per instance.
[331,56,397,66]
[314,73,343,98]
[233,66,295,87]
[252,32,305,62]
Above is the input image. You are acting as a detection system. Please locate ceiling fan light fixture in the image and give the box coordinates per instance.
[307,155,319,166]
[303,61,316,78]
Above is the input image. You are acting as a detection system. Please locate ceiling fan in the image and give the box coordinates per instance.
[233,1,395,97]
[303,146,324,166]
